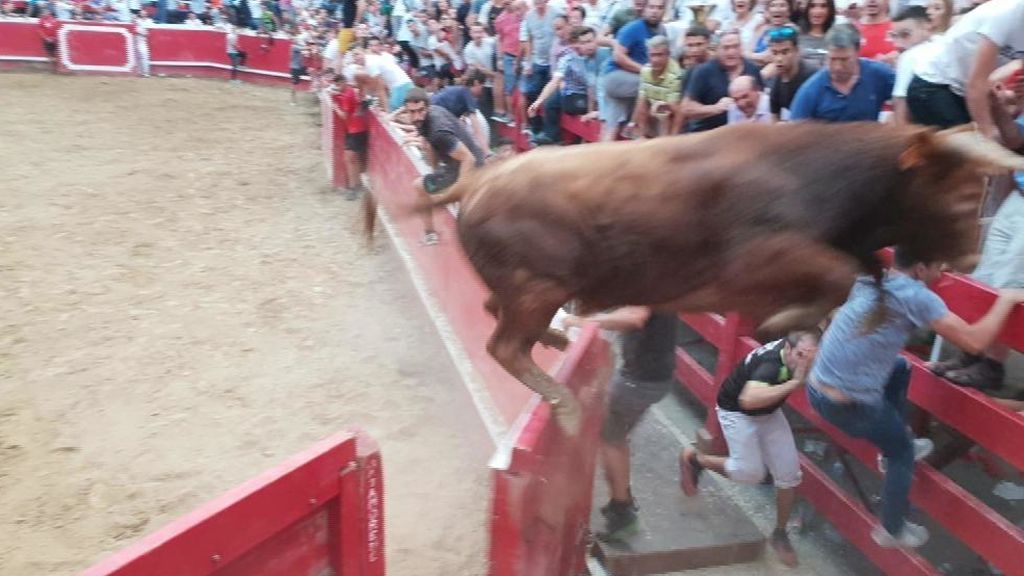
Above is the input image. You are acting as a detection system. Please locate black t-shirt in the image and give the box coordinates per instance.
[770,60,817,118]
[683,58,763,133]
[620,312,679,383]
[431,86,479,118]
[486,5,505,36]
[420,105,487,167]
[342,0,358,28]
[716,339,792,416]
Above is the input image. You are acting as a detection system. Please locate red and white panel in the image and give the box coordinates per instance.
[58,23,135,73]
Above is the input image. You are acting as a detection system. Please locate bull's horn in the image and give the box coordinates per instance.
[937,128,1024,171]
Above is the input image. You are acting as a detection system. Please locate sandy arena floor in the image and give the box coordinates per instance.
[0,73,491,575]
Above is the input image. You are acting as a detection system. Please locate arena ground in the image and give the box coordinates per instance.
[0,73,491,575]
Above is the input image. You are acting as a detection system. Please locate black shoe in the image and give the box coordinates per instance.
[929,352,980,377]
[945,358,1005,391]
[770,529,799,567]
[679,447,703,497]
[596,500,638,542]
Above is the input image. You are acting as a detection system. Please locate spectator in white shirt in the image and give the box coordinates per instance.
[726,75,773,123]
[890,5,935,124]
[366,35,416,111]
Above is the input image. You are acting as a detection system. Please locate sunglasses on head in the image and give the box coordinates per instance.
[768,26,798,41]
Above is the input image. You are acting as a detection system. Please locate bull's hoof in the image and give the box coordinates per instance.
[550,394,582,436]
[540,329,570,351]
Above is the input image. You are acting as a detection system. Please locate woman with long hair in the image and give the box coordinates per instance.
[797,0,833,67]
[727,0,766,53]
[926,0,952,32]
[750,0,794,65]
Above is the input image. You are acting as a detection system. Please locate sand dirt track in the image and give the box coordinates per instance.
[0,73,490,575]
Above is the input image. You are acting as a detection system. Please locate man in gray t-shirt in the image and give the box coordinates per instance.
[807,246,1024,549]
[520,0,561,133]
[402,88,488,246]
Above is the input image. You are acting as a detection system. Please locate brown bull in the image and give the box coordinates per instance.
[425,122,1024,434]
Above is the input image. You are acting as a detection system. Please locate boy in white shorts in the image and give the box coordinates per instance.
[680,329,819,568]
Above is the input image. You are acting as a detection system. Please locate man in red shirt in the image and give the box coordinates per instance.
[857,0,897,64]
[492,0,526,124]
[333,69,371,201]
[38,6,60,72]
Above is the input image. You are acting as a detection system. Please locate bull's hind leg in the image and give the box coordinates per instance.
[484,293,570,352]
[486,284,580,434]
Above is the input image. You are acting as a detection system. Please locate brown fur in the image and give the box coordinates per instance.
[422,122,995,433]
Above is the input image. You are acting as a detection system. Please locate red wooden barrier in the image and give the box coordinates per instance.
[676,273,1024,575]
[0,19,308,87]
[363,113,560,430]
[488,323,612,576]
[81,430,385,576]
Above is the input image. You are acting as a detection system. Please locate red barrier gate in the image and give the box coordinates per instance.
[677,300,1024,575]
[0,19,308,87]
[81,430,384,576]
[488,324,612,576]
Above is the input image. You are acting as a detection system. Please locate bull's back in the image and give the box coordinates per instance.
[456,123,920,299]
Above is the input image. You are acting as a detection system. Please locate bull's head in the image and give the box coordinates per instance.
[896,126,1024,273]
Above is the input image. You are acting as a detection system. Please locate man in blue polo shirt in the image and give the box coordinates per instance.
[790,24,895,122]
[681,29,763,132]
[599,0,666,140]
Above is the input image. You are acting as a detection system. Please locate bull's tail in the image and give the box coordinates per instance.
[363,190,377,242]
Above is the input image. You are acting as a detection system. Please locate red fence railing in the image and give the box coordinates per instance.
[81,430,385,576]
[488,323,612,576]
[510,115,1024,575]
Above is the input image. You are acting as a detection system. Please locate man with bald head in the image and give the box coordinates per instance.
[681,29,762,132]
[727,76,773,124]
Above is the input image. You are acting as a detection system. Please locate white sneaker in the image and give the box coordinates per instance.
[872,521,929,548]
[877,438,934,473]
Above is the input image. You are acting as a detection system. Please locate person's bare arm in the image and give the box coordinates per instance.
[528,74,563,114]
[967,36,1002,139]
[893,97,910,125]
[447,141,481,172]
[564,306,652,332]
[632,95,650,134]
[738,348,813,411]
[991,91,1024,150]
[612,40,642,73]
[930,289,1024,354]
[670,101,686,133]
[681,96,732,120]
[738,379,803,411]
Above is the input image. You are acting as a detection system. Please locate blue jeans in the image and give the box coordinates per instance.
[807,358,913,535]
[523,63,550,134]
[541,90,562,142]
[501,53,519,96]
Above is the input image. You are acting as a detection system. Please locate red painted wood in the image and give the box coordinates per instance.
[365,114,559,426]
[796,455,939,576]
[674,348,715,407]
[559,114,601,143]
[488,324,613,576]
[904,357,1024,471]
[787,391,1024,576]
[0,19,48,59]
[82,431,361,576]
[679,312,727,349]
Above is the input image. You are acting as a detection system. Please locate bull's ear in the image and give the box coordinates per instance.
[898,130,937,171]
